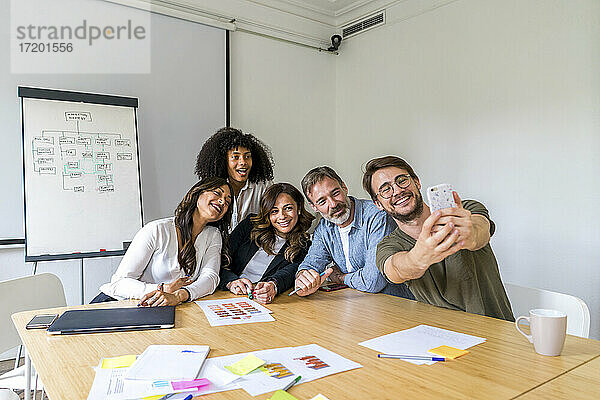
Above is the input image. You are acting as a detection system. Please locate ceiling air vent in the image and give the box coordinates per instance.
[342,11,385,39]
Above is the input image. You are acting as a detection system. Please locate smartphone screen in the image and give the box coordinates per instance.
[26,314,58,329]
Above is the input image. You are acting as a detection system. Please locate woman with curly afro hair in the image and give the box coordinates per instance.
[195,127,274,231]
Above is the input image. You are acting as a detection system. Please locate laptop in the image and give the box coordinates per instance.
[47,306,175,335]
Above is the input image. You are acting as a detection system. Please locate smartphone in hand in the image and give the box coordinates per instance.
[427,184,456,212]
[25,314,58,329]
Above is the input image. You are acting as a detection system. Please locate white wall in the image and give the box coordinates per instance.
[336,0,600,337]
[229,31,337,187]
[223,1,600,340]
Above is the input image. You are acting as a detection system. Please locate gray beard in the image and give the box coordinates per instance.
[390,193,424,223]
[321,206,351,225]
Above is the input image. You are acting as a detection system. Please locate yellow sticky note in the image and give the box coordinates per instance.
[269,390,299,400]
[100,355,137,369]
[224,354,265,375]
[141,396,164,400]
[429,345,469,359]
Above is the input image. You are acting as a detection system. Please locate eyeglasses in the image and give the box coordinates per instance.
[378,174,412,199]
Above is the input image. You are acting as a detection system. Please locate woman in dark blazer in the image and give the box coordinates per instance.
[219,183,314,304]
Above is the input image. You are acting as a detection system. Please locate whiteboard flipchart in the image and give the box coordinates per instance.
[20,88,143,261]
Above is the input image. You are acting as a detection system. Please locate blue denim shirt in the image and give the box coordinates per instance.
[299,197,414,298]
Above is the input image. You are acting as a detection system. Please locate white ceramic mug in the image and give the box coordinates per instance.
[515,309,567,356]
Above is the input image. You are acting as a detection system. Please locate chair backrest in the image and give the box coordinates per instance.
[505,283,590,338]
[0,389,20,400]
[0,273,67,352]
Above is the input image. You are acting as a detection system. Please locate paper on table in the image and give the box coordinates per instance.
[269,390,299,400]
[197,349,298,396]
[195,298,272,317]
[125,345,209,381]
[225,354,266,375]
[198,351,275,396]
[87,367,197,400]
[189,358,244,396]
[194,298,275,326]
[234,344,362,396]
[191,345,361,397]
[100,355,137,369]
[205,312,275,327]
[199,361,240,386]
[358,325,486,365]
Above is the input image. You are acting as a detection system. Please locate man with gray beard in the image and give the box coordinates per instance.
[293,166,414,299]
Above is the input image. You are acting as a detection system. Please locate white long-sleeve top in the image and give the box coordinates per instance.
[99,217,221,301]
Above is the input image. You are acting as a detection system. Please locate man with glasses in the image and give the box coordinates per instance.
[293,166,414,299]
[362,156,513,321]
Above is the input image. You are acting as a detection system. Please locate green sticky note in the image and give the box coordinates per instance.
[269,390,299,400]
[100,355,137,369]
[224,354,265,375]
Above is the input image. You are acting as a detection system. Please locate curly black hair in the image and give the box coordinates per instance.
[195,127,274,183]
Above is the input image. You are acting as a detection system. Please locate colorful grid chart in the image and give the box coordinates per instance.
[195,298,275,326]
[208,303,256,320]
[294,356,330,370]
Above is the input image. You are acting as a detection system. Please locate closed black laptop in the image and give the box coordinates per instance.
[47,306,175,335]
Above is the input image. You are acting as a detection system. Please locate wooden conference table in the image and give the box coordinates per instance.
[12,289,600,400]
[517,355,600,399]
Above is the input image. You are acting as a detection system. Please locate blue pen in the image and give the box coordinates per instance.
[183,395,193,400]
[377,354,445,362]
[288,271,327,296]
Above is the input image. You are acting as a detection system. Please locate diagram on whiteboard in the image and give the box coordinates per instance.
[21,93,142,258]
[31,111,134,194]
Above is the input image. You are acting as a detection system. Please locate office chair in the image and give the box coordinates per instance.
[505,282,590,338]
[0,273,66,398]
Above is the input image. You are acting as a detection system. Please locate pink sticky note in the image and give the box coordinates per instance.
[171,378,211,391]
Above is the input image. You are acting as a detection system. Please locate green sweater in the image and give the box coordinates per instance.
[376,200,514,321]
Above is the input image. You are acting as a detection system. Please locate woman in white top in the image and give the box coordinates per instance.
[194,127,274,231]
[92,177,233,306]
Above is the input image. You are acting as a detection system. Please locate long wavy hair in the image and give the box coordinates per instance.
[194,127,274,183]
[250,183,314,262]
[174,177,233,275]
